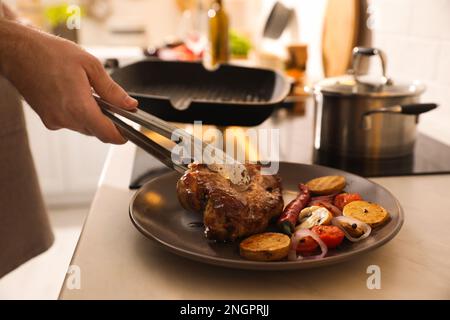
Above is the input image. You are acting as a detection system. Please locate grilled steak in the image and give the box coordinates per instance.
[176,163,284,241]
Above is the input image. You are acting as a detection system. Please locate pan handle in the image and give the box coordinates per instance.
[361,103,438,130]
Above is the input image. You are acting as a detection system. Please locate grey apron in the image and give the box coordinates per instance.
[0,75,54,277]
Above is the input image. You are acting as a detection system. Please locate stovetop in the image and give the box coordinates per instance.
[313,133,450,177]
[129,107,450,189]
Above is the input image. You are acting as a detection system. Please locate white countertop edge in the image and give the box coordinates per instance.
[98,143,136,190]
[98,119,140,190]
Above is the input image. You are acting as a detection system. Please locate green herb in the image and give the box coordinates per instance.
[229,29,252,58]
[44,3,85,28]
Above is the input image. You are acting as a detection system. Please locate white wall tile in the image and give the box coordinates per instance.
[369,0,450,142]
[397,38,439,81]
[421,83,444,105]
[368,0,413,34]
[372,35,439,82]
[410,0,450,40]
[371,33,410,76]
[292,0,328,79]
[436,41,450,86]
[419,83,450,144]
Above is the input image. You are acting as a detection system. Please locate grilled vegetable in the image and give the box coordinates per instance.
[334,193,362,211]
[277,184,310,235]
[296,206,333,229]
[288,229,328,260]
[310,200,342,216]
[343,200,389,227]
[311,225,344,249]
[295,235,318,255]
[332,216,372,242]
[306,175,346,195]
[239,232,291,261]
[309,193,338,204]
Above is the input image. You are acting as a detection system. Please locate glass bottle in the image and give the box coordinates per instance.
[203,0,229,70]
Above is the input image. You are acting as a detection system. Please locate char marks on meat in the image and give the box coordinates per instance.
[176,163,284,241]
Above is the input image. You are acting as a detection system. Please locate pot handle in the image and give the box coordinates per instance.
[361,103,438,129]
[352,47,391,86]
[396,103,438,115]
[364,103,438,117]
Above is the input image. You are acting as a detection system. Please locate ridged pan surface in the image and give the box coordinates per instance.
[111,60,290,126]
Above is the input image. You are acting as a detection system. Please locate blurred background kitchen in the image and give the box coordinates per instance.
[0,0,449,299]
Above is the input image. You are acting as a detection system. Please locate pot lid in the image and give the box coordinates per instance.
[315,74,426,97]
[315,47,426,97]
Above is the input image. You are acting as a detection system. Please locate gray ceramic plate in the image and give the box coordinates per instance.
[129,162,404,270]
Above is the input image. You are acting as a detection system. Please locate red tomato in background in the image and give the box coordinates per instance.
[334,193,362,211]
[311,225,345,249]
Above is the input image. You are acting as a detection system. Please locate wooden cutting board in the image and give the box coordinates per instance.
[322,0,361,77]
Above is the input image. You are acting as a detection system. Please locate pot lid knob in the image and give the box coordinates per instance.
[351,47,392,88]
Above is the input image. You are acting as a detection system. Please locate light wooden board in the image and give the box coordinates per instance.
[322,0,361,77]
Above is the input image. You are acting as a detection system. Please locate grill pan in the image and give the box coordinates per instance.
[110,59,290,126]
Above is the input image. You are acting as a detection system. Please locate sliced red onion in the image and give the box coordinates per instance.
[331,216,371,242]
[310,200,342,216]
[288,228,328,261]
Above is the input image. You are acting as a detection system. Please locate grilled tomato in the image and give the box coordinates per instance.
[334,193,363,211]
[311,225,345,249]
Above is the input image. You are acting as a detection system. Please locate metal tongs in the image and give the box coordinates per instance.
[93,94,250,186]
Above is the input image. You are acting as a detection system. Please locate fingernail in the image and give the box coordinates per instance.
[125,96,138,108]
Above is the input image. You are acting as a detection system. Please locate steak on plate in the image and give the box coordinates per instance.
[176,163,284,241]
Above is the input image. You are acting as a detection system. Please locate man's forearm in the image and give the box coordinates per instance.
[0,19,29,80]
[0,17,50,90]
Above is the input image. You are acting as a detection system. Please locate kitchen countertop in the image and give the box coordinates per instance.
[59,138,450,299]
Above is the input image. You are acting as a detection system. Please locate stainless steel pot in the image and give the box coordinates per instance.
[312,47,437,159]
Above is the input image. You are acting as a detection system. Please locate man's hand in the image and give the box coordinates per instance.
[0,19,137,144]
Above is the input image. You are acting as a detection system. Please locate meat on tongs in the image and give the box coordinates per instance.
[94,95,284,242]
[177,163,284,241]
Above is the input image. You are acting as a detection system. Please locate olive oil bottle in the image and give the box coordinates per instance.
[204,0,230,70]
